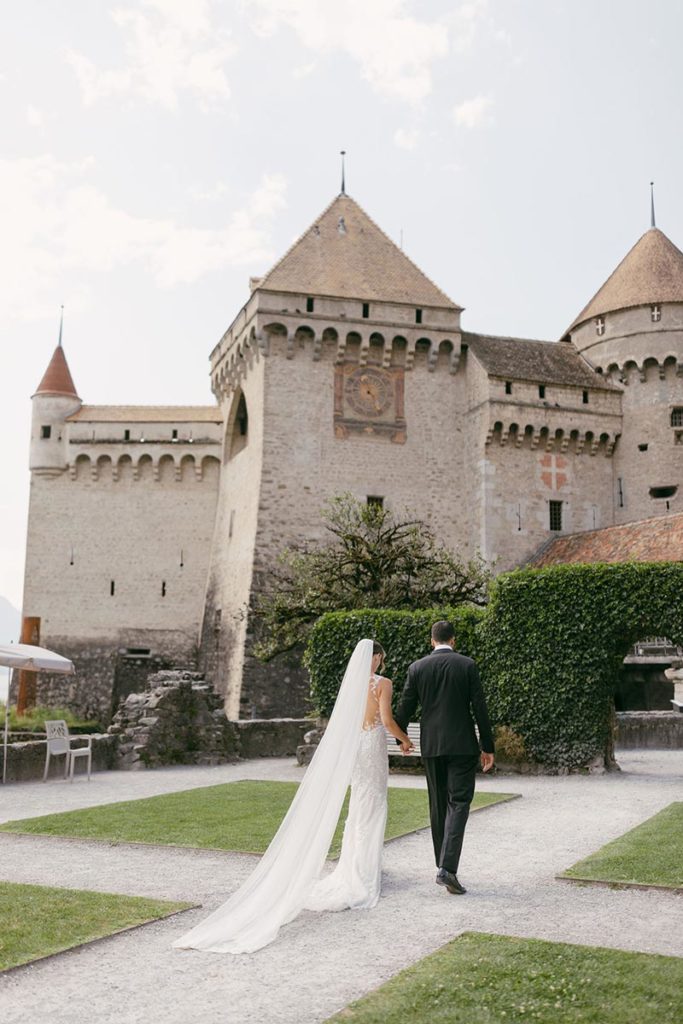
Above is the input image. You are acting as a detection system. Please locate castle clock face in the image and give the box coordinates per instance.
[344,367,394,418]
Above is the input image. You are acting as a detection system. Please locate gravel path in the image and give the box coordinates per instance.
[0,751,681,1024]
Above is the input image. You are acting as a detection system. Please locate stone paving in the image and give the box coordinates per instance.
[0,751,681,1024]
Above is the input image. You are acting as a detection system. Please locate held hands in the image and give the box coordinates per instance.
[480,751,495,773]
[400,737,414,754]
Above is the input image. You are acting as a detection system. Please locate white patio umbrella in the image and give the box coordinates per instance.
[1,643,75,784]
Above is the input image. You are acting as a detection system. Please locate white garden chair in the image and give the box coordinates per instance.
[43,720,93,782]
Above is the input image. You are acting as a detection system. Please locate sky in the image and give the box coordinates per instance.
[1,0,683,622]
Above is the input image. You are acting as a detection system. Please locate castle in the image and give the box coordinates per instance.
[23,192,683,722]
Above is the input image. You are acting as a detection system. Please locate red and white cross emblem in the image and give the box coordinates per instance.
[540,453,568,490]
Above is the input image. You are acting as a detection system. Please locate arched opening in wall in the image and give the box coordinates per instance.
[117,454,133,482]
[617,636,682,710]
[74,454,91,480]
[345,331,362,363]
[180,454,196,482]
[368,333,385,365]
[295,325,315,353]
[322,326,338,359]
[96,455,113,482]
[226,390,249,461]
[390,336,407,367]
[158,454,175,483]
[436,340,454,371]
[413,338,431,367]
[201,455,220,483]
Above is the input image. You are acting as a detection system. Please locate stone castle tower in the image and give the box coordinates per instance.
[23,192,683,721]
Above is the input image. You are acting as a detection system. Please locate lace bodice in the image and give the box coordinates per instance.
[362,674,383,731]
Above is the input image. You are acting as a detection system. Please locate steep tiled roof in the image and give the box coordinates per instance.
[568,227,683,331]
[528,512,683,566]
[34,345,79,398]
[464,332,620,391]
[67,406,222,423]
[257,193,461,310]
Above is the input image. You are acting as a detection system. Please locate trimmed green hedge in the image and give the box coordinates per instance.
[305,563,683,771]
[306,606,484,718]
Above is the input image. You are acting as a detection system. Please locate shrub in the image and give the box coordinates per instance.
[306,605,484,718]
[0,704,103,733]
[304,563,683,770]
[478,563,683,770]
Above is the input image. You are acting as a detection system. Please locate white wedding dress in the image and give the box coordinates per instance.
[172,639,389,955]
[305,674,388,912]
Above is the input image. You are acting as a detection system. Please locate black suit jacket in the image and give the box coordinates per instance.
[395,648,495,758]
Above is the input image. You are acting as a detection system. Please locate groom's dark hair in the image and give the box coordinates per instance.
[431,620,455,643]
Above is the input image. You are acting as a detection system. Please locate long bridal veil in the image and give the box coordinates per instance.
[172,638,373,954]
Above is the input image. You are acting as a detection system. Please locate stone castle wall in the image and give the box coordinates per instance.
[24,441,221,722]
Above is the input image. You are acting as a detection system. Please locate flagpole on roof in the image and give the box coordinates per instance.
[58,304,64,347]
[340,151,346,196]
[650,182,656,229]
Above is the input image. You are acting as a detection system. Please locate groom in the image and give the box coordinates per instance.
[395,620,495,895]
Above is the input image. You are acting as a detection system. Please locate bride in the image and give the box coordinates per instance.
[173,638,413,955]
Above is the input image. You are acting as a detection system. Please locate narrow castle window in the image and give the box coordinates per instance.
[617,477,624,508]
[306,297,315,313]
[227,393,249,459]
[651,304,661,322]
[110,580,115,596]
[124,429,130,441]
[670,407,683,427]
[582,390,589,404]
[539,385,546,399]
[549,500,562,531]
[595,316,605,336]
[415,309,423,324]
[40,425,51,439]
[229,510,235,538]
[172,429,178,441]
[161,581,166,597]
[362,302,370,319]
[505,381,512,395]
[367,495,384,509]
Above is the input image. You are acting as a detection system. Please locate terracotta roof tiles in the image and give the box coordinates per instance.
[258,193,461,310]
[528,512,683,566]
[34,345,79,398]
[568,228,683,332]
[464,332,620,391]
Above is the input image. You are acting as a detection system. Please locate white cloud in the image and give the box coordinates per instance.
[247,0,453,104]
[292,61,317,79]
[66,0,234,109]
[394,127,419,150]
[453,94,494,129]
[0,154,287,320]
[27,105,44,127]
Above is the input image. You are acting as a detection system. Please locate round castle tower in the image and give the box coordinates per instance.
[30,333,82,477]
[566,225,683,523]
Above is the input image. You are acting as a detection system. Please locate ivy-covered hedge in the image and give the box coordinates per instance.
[304,563,683,771]
[306,606,484,718]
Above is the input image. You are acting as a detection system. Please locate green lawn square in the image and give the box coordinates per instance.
[0,881,191,972]
[326,931,683,1024]
[561,802,683,890]
[0,780,516,857]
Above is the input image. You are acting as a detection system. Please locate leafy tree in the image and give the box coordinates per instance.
[254,494,491,659]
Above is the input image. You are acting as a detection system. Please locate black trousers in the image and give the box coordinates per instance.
[423,754,479,874]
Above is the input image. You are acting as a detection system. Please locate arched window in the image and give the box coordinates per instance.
[226,391,249,460]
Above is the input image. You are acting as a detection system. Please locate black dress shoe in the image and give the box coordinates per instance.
[436,869,467,895]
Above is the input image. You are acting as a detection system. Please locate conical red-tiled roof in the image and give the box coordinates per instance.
[34,345,79,398]
[257,193,461,310]
[568,227,683,331]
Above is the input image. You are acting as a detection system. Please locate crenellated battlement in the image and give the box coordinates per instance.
[67,451,221,482]
[485,420,619,456]
[597,353,683,383]
[211,316,463,399]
